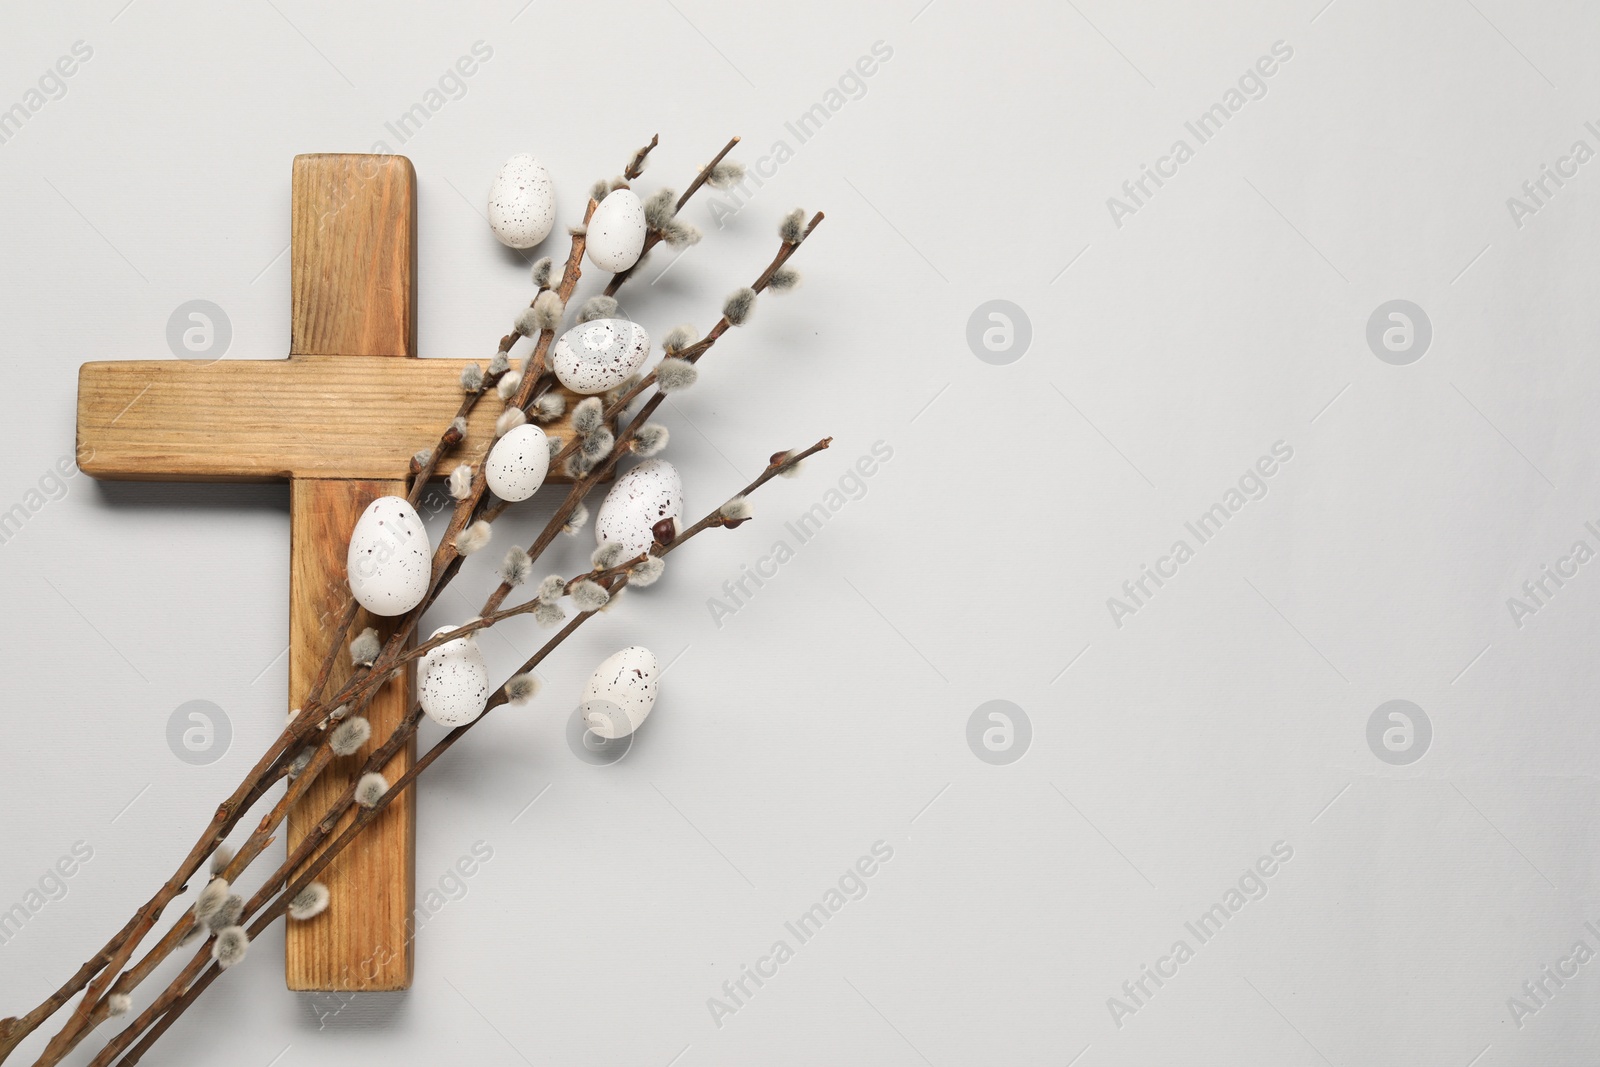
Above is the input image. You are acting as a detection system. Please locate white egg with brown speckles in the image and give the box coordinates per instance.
[552,319,651,395]
[586,189,646,272]
[418,626,490,727]
[581,646,658,738]
[596,459,682,557]
[488,154,556,249]
[346,496,431,616]
[485,423,550,502]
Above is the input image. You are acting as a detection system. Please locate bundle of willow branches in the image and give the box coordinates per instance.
[0,133,826,1067]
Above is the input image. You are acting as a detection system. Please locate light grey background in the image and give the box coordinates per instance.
[2,0,1598,1063]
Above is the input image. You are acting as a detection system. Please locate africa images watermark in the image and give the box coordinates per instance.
[306,839,494,1024]
[1505,517,1600,630]
[1106,841,1295,1029]
[707,440,894,628]
[0,841,95,949]
[1504,918,1600,1031]
[1504,120,1600,230]
[705,41,894,229]
[0,40,94,148]
[310,40,495,228]
[0,451,90,549]
[1106,40,1296,228]
[1106,440,1294,629]
[706,840,896,1029]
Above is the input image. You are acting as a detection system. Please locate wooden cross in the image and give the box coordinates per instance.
[75,154,575,991]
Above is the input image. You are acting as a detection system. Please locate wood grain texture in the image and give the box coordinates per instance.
[291,154,417,358]
[76,356,591,482]
[75,355,589,483]
[286,479,416,991]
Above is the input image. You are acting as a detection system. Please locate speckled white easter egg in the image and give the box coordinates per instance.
[346,496,431,616]
[552,319,651,395]
[488,154,555,249]
[580,646,658,738]
[485,423,550,503]
[596,459,682,557]
[586,189,646,272]
[418,626,490,728]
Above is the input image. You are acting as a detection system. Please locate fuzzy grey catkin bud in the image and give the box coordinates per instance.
[720,497,753,522]
[532,290,564,332]
[208,893,244,933]
[777,450,804,478]
[488,351,511,377]
[504,674,538,705]
[495,408,527,438]
[537,575,566,604]
[497,371,524,400]
[546,435,564,458]
[565,452,597,479]
[655,357,697,393]
[531,256,554,288]
[288,747,315,779]
[780,207,807,244]
[330,704,349,720]
[209,845,235,878]
[533,601,566,627]
[589,178,611,202]
[447,463,474,500]
[707,160,747,188]
[107,994,132,1018]
[330,717,371,757]
[581,427,614,461]
[350,627,380,667]
[455,520,493,555]
[662,219,702,247]
[571,580,610,611]
[194,878,230,923]
[577,295,619,323]
[631,424,669,457]
[723,287,757,326]
[629,555,665,587]
[533,393,565,422]
[288,882,330,921]
[513,307,542,336]
[355,772,389,809]
[500,546,532,587]
[662,325,696,354]
[460,363,484,393]
[449,416,469,440]
[212,926,249,969]
[592,541,626,570]
[643,187,677,229]
[769,267,801,292]
[562,501,589,535]
[572,397,604,435]
[411,448,433,470]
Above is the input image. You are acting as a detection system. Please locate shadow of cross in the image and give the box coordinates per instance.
[74,154,584,992]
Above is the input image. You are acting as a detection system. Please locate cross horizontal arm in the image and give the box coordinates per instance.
[78,355,558,482]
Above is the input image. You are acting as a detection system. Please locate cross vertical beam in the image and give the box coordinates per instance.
[283,154,417,991]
